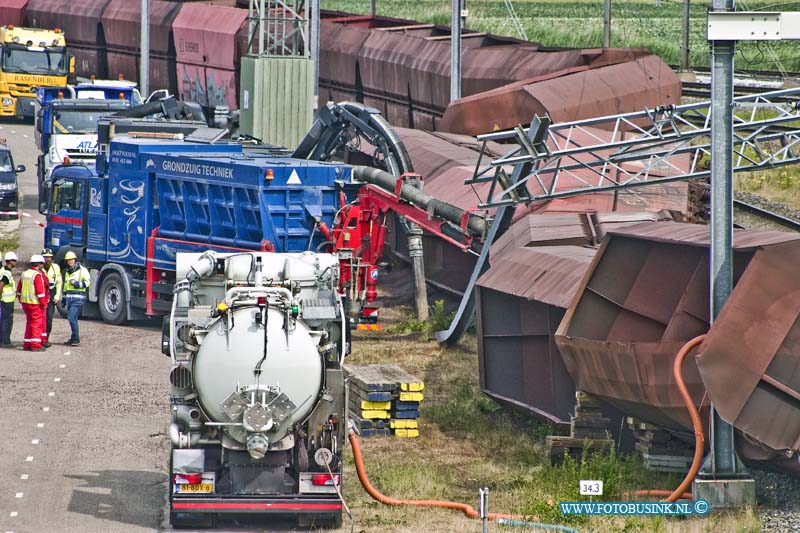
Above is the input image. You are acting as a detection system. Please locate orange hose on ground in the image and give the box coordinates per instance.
[663,334,707,503]
[348,430,531,521]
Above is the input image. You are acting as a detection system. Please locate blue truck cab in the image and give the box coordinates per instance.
[44,136,356,324]
[0,138,25,218]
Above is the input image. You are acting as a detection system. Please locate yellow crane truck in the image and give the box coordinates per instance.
[0,25,72,119]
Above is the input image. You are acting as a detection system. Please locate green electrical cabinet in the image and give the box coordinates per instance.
[239,56,314,150]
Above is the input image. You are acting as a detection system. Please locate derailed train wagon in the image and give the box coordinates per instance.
[555,221,800,473]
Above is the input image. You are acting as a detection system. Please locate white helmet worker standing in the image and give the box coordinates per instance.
[17,254,49,351]
[41,248,62,348]
[0,250,17,346]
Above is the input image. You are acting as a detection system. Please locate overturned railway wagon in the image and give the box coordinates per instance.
[381,126,689,297]
[475,212,662,427]
[555,221,800,474]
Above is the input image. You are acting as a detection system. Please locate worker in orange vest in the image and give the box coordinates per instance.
[17,254,49,351]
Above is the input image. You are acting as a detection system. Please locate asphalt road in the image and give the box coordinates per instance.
[0,122,171,533]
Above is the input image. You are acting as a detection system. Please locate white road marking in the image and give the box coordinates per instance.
[10,130,15,134]
[63,351,70,355]
[42,407,49,412]
[59,364,65,368]
[25,457,33,462]
[22,134,28,138]
[36,423,44,428]
[15,493,22,498]
[20,475,28,480]
[9,512,17,517]
[48,392,54,397]
[31,439,38,445]
[54,378,61,382]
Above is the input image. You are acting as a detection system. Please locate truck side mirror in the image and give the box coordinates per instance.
[161,316,172,356]
[15,165,24,173]
[38,181,50,215]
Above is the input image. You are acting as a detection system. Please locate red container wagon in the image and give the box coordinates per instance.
[26,0,111,79]
[172,4,246,110]
[0,0,29,27]
[102,0,180,94]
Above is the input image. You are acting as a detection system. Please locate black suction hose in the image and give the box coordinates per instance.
[352,166,486,236]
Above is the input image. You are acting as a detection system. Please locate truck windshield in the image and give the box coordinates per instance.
[53,109,118,134]
[1,45,68,76]
[50,179,82,212]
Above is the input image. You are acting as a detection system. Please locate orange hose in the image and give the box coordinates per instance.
[663,334,707,502]
[348,430,531,521]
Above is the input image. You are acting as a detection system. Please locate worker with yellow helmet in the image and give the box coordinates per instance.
[41,248,61,348]
[62,250,90,347]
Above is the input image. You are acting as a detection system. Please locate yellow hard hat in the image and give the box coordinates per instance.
[64,251,78,261]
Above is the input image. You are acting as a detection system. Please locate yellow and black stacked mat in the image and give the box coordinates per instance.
[345,364,424,438]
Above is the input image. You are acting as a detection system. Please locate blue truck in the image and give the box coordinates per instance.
[43,135,356,324]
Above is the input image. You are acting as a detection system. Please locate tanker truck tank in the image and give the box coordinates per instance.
[165,250,347,529]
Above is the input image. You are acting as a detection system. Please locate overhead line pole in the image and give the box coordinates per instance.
[140,0,149,97]
[603,0,611,48]
[451,0,462,101]
[311,0,320,113]
[681,0,691,71]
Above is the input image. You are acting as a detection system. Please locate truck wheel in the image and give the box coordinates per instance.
[99,273,127,325]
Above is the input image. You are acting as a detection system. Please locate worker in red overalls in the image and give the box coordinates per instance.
[17,254,49,352]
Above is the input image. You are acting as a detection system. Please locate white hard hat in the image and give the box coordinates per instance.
[30,254,45,264]
[4,251,17,261]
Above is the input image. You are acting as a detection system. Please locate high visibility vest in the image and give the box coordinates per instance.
[64,265,90,295]
[19,269,44,305]
[45,262,62,301]
[0,266,15,303]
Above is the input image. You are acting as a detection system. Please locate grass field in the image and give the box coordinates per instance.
[323,0,800,73]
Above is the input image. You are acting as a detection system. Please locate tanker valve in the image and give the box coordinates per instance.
[212,301,228,318]
[247,434,270,459]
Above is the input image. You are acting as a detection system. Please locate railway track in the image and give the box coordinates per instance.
[681,81,790,99]
[733,198,800,232]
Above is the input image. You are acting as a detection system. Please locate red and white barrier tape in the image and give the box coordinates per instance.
[0,211,46,228]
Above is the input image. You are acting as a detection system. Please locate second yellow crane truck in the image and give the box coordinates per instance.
[0,25,73,119]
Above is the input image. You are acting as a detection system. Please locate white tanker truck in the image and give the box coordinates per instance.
[163,250,347,528]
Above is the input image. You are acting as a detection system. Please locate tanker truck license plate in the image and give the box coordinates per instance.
[174,473,215,494]
[176,483,214,493]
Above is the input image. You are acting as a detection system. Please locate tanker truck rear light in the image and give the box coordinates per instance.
[174,473,202,485]
[311,474,340,486]
[257,296,267,306]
